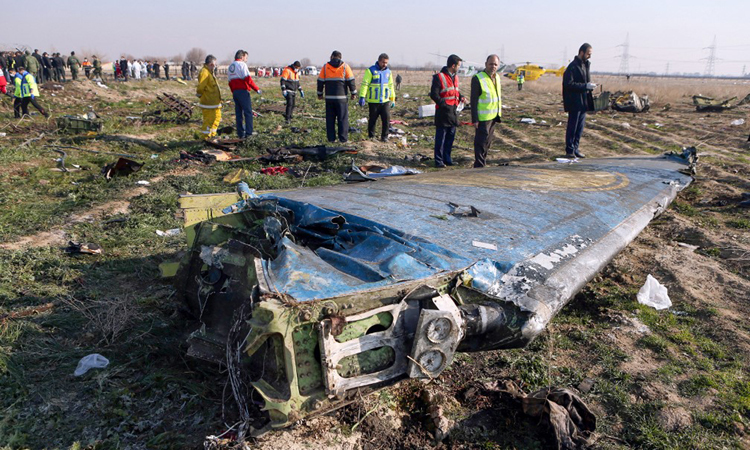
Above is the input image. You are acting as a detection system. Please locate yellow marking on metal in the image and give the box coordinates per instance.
[390,168,629,192]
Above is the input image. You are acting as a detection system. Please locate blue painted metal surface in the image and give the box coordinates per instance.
[261,154,693,306]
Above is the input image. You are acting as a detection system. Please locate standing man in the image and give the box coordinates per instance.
[119,56,129,81]
[153,61,161,79]
[32,50,44,83]
[358,53,395,142]
[181,60,189,80]
[82,58,92,79]
[42,52,53,83]
[190,61,197,80]
[164,61,170,80]
[395,73,402,90]
[280,61,304,124]
[517,71,524,91]
[317,50,356,143]
[429,54,465,168]
[228,50,262,138]
[470,55,503,168]
[92,55,102,80]
[562,43,596,159]
[54,53,67,82]
[197,55,221,139]
[12,66,49,118]
[23,51,39,87]
[67,51,81,80]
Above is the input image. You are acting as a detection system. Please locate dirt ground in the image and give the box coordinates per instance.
[0,70,748,449]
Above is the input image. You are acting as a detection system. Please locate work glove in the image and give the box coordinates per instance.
[299,90,304,98]
[358,97,366,107]
[282,90,288,98]
[350,93,356,100]
[586,82,597,90]
[390,102,395,109]
[257,89,262,95]
[31,94,35,99]
[317,94,323,100]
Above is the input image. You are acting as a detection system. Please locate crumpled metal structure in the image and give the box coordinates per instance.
[169,149,697,436]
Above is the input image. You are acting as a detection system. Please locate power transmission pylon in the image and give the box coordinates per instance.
[703,35,717,77]
[665,62,670,76]
[617,33,630,76]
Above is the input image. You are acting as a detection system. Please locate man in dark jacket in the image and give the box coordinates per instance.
[317,51,357,142]
[42,52,53,82]
[429,54,465,168]
[119,57,129,81]
[32,50,44,83]
[54,53,67,81]
[562,43,596,158]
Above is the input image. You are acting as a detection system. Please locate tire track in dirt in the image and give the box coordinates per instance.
[586,121,666,153]
[498,125,559,155]
[0,167,200,251]
[581,128,642,155]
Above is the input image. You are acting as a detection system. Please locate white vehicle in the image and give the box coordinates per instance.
[305,66,318,76]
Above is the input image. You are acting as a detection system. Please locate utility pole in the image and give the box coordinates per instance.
[617,33,630,76]
[743,65,746,77]
[665,62,670,76]
[703,35,717,77]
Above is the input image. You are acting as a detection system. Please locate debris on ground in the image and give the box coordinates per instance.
[613,91,650,113]
[135,180,151,186]
[0,303,54,324]
[260,166,290,176]
[223,168,249,184]
[637,274,672,310]
[489,380,596,450]
[738,192,750,208]
[520,118,537,124]
[156,228,182,237]
[64,241,103,256]
[205,138,245,152]
[259,145,357,164]
[419,104,436,118]
[141,92,193,124]
[593,91,611,111]
[180,149,249,164]
[692,95,738,112]
[344,161,421,181]
[404,153,431,163]
[448,202,480,217]
[56,114,103,133]
[730,118,745,126]
[102,157,143,179]
[74,354,110,376]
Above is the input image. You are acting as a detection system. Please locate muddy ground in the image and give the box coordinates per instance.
[0,71,748,449]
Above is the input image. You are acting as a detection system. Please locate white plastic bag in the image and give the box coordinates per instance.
[74,354,110,376]
[730,119,745,126]
[637,275,671,310]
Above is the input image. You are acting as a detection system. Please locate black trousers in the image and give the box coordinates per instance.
[284,93,296,122]
[36,69,45,84]
[368,102,390,140]
[56,67,65,81]
[565,110,587,156]
[473,120,498,167]
[325,100,349,142]
[14,97,47,117]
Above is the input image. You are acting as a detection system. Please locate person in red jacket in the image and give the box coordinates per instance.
[227,49,262,138]
[0,72,7,95]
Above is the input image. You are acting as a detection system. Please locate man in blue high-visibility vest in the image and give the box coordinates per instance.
[12,66,49,118]
[358,53,396,142]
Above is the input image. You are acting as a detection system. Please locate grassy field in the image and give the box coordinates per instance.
[0,71,748,449]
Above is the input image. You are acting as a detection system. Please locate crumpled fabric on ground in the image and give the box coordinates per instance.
[489,380,596,450]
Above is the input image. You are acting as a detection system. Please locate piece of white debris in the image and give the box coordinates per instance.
[637,274,671,310]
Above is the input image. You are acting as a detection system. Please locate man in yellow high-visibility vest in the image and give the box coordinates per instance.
[470,55,502,168]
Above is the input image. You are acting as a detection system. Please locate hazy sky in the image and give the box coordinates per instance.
[4,0,749,76]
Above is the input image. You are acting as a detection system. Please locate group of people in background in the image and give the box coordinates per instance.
[0,50,98,84]
[113,58,196,82]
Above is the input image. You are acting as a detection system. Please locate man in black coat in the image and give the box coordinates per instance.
[562,43,596,158]
[120,57,129,81]
[429,54,466,168]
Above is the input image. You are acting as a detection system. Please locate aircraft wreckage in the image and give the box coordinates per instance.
[164,149,697,435]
